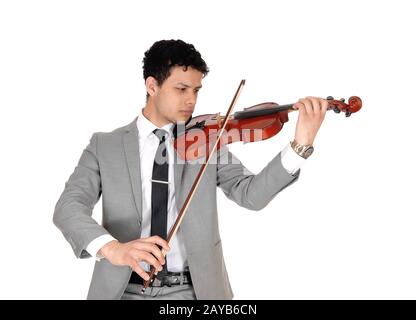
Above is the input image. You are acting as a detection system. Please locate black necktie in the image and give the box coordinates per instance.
[151,128,169,274]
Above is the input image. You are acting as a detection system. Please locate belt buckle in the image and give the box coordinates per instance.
[162,275,181,287]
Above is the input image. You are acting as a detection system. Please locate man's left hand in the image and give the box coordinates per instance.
[292,96,328,145]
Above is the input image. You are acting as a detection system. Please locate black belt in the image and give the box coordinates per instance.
[129,271,192,287]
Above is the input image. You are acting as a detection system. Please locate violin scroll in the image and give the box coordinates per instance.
[326,96,362,117]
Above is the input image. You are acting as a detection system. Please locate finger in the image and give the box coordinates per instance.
[294,102,306,118]
[320,98,329,115]
[130,263,150,281]
[300,98,313,115]
[132,242,166,264]
[292,102,300,110]
[293,101,304,111]
[137,251,163,272]
[306,96,321,115]
[143,236,171,252]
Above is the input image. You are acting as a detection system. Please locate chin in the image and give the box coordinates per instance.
[176,114,192,123]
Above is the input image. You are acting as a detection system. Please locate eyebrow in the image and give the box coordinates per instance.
[177,82,202,89]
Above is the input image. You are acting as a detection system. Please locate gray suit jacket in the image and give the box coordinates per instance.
[53,117,300,300]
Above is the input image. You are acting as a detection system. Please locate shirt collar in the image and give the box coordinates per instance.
[136,108,174,140]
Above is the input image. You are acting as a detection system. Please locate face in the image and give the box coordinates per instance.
[146,66,203,125]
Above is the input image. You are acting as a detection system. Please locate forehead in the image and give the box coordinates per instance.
[165,66,203,86]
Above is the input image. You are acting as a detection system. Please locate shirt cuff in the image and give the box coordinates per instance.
[281,142,306,175]
[86,234,117,261]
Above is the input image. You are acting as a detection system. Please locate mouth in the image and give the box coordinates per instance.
[179,110,193,116]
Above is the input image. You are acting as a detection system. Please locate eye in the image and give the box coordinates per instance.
[177,87,186,92]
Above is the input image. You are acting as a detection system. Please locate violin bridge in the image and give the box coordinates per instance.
[215,113,222,128]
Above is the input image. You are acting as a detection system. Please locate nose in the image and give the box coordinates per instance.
[185,91,197,107]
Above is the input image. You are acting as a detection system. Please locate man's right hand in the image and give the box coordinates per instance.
[98,236,170,281]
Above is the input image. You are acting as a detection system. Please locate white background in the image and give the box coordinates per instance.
[1,0,415,299]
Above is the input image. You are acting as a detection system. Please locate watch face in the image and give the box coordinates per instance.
[304,147,314,158]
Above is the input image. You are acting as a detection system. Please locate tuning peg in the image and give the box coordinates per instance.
[333,107,341,113]
[326,96,334,100]
[345,110,352,117]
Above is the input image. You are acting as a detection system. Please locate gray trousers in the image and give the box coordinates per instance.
[121,283,197,300]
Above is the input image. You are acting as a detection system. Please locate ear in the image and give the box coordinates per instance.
[145,76,159,98]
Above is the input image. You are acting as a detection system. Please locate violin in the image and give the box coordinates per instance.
[174,90,362,161]
[142,80,362,292]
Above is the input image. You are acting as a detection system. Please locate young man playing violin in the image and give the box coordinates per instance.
[53,39,328,300]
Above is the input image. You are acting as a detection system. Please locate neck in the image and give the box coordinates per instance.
[142,101,171,128]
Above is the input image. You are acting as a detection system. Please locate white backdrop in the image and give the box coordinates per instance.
[1,0,415,299]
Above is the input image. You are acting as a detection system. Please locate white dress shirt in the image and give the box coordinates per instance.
[86,110,306,271]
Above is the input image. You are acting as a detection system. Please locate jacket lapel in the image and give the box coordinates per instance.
[123,116,188,223]
[123,117,142,221]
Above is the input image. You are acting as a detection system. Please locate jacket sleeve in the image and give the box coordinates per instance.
[216,147,300,211]
[53,133,110,258]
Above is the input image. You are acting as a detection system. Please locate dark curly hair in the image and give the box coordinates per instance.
[142,39,209,98]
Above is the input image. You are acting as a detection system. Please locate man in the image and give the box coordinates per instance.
[53,39,327,300]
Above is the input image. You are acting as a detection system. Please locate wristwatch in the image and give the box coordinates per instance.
[290,140,314,159]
